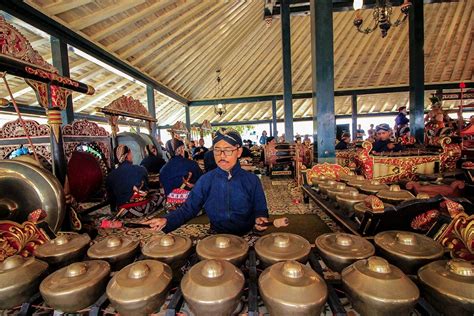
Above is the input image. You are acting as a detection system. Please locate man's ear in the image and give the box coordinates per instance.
[237,147,243,158]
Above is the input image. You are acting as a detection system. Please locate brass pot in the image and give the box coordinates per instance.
[326,183,357,202]
[259,260,328,316]
[0,160,65,232]
[353,201,393,221]
[342,256,419,316]
[376,184,415,205]
[339,172,358,183]
[40,260,110,312]
[107,260,172,316]
[35,233,91,269]
[359,180,389,195]
[311,175,332,188]
[336,191,368,217]
[0,255,48,309]
[347,175,369,189]
[141,234,192,275]
[315,233,375,272]
[318,180,338,196]
[87,236,139,271]
[374,231,444,275]
[255,233,311,267]
[418,260,474,316]
[181,259,244,316]
[196,234,249,267]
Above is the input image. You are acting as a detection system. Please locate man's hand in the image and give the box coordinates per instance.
[254,217,269,231]
[142,218,167,231]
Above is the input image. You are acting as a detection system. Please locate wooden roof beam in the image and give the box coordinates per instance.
[92,0,176,41]
[42,0,94,16]
[75,78,130,112]
[68,0,147,30]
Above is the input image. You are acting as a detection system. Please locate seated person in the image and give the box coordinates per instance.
[144,128,269,235]
[372,124,403,153]
[192,138,208,160]
[204,148,217,172]
[107,145,158,217]
[336,133,351,150]
[398,126,416,146]
[160,139,203,196]
[140,144,166,174]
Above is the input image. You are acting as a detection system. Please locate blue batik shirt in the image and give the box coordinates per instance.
[159,155,203,196]
[163,162,269,235]
[106,161,148,210]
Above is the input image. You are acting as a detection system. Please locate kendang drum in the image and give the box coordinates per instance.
[67,151,106,202]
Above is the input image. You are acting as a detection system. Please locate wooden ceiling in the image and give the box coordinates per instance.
[1,0,472,126]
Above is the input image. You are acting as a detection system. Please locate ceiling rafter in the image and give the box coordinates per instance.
[92,0,176,42]
[68,0,147,30]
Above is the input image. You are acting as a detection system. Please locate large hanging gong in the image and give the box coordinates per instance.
[117,132,155,165]
[0,160,65,232]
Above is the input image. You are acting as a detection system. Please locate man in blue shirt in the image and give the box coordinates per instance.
[372,124,403,153]
[159,139,203,196]
[144,129,269,235]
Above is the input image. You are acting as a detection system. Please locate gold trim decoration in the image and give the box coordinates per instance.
[0,220,49,261]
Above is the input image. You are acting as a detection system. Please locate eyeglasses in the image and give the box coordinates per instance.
[214,148,239,156]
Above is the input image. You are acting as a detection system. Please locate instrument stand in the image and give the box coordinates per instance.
[308,251,347,316]
[246,249,259,316]
[88,293,109,316]
[18,292,42,316]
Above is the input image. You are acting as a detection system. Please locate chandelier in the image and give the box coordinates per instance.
[353,0,411,38]
[214,69,227,117]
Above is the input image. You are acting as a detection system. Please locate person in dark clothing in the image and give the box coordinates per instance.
[159,139,203,196]
[140,144,166,174]
[336,133,351,150]
[203,149,217,172]
[372,124,403,153]
[106,145,148,212]
[192,138,208,160]
[395,106,409,137]
[144,128,269,235]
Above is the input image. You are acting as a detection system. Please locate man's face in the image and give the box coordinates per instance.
[376,130,390,141]
[126,150,133,162]
[199,139,205,147]
[214,139,243,171]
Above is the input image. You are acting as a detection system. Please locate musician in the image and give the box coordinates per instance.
[398,126,416,146]
[159,139,203,196]
[259,130,268,145]
[140,145,166,174]
[144,128,269,235]
[192,138,208,160]
[367,124,375,139]
[336,132,351,150]
[395,106,409,137]
[106,145,148,213]
[372,124,403,153]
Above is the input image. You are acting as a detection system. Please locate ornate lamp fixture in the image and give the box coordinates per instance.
[214,70,227,117]
[353,0,411,38]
